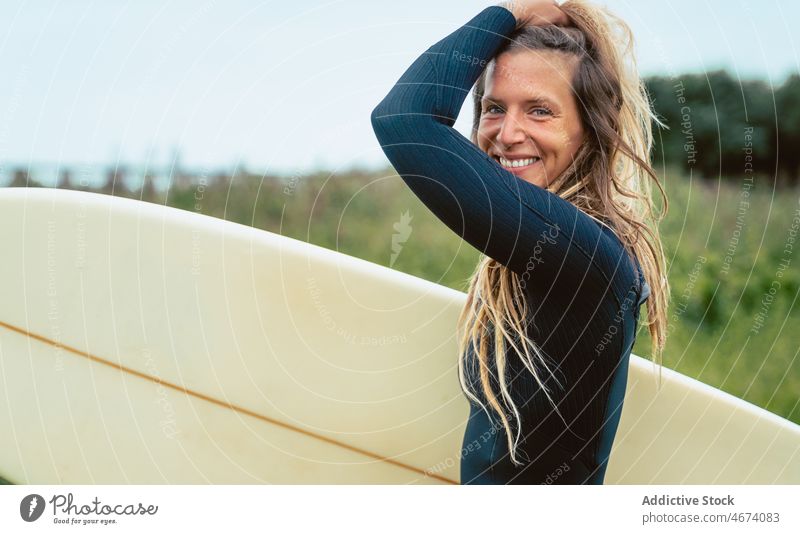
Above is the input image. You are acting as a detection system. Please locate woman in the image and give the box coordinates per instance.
[371,0,669,484]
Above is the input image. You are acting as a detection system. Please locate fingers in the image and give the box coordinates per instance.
[500,0,572,28]
[534,2,571,26]
[529,10,570,27]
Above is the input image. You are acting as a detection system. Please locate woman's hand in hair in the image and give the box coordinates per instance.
[498,0,571,28]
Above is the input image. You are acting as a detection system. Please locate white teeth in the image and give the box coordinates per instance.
[499,157,539,168]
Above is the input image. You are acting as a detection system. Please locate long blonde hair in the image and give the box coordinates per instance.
[458,0,671,465]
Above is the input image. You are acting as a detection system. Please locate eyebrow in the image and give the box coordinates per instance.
[482,94,558,107]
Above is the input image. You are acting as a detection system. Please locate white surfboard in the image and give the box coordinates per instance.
[0,188,797,484]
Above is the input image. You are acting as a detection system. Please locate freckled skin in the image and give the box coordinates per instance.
[477,50,585,188]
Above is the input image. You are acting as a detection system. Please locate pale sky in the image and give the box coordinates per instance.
[1,0,798,177]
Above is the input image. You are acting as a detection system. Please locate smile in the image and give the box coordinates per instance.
[496,156,541,171]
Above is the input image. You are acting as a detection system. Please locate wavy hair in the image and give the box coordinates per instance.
[458,0,671,465]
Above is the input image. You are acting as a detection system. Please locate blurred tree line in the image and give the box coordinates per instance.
[645,71,800,185]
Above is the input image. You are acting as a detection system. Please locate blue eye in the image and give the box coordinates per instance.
[532,107,553,116]
[485,105,504,114]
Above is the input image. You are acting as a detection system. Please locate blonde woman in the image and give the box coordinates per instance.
[371,0,669,484]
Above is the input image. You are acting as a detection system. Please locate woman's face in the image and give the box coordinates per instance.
[477,50,585,189]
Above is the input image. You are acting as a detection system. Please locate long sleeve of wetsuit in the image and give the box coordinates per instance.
[371,6,629,303]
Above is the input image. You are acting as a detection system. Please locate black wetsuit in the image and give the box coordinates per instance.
[370,5,650,484]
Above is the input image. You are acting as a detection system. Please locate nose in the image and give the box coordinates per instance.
[497,112,527,147]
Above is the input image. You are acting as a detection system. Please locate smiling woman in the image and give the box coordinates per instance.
[477,48,585,188]
[371,0,670,484]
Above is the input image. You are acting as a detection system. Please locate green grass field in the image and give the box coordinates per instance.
[48,167,800,425]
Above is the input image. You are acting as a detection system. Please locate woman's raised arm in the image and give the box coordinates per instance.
[370,6,628,300]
